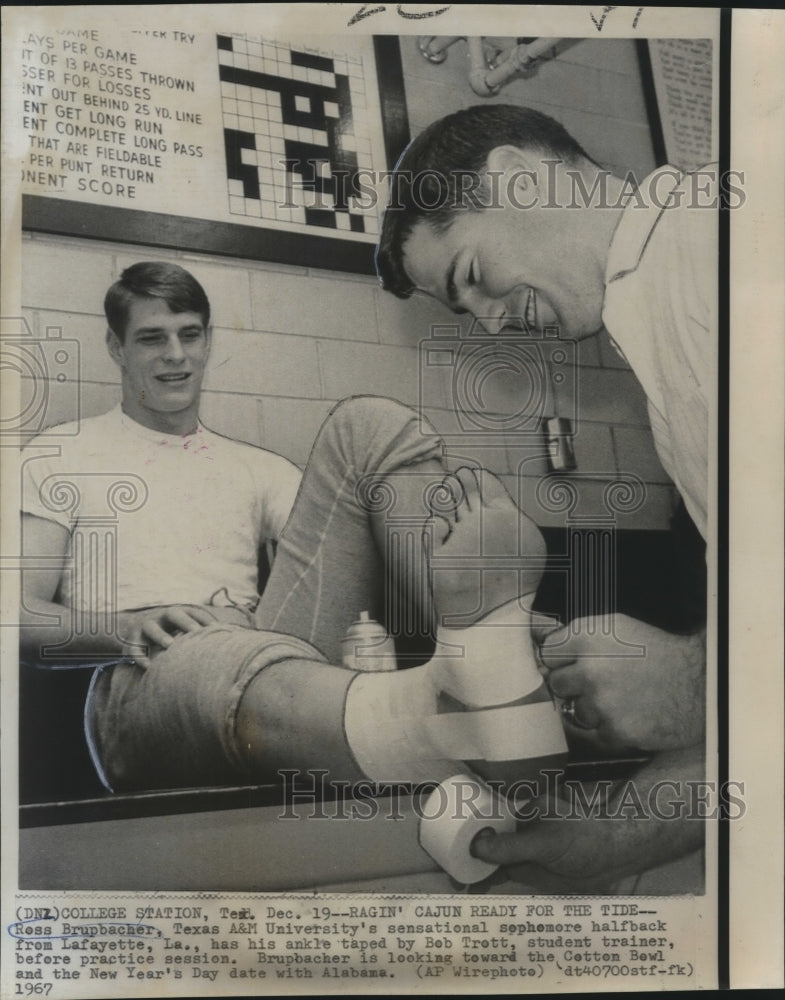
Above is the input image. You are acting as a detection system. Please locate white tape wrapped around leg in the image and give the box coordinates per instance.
[344,595,567,784]
[431,597,544,708]
[419,774,517,884]
[425,701,568,762]
[344,667,460,783]
[345,672,567,783]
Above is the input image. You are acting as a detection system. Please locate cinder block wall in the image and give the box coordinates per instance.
[19,36,676,529]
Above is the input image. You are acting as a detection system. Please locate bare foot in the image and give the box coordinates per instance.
[426,466,546,627]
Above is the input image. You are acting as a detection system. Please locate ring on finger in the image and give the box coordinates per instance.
[560,697,594,730]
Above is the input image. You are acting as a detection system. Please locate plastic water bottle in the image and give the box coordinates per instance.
[341,611,397,672]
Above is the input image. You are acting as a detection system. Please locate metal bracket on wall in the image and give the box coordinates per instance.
[417,36,564,97]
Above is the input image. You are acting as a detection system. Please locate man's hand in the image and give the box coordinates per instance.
[539,615,705,752]
[472,745,706,890]
[472,791,625,892]
[118,605,218,668]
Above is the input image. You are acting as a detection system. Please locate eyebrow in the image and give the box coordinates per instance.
[132,323,204,336]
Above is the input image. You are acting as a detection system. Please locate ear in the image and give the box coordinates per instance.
[204,323,213,357]
[105,328,125,368]
[485,144,541,207]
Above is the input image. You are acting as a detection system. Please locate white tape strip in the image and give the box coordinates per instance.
[348,691,566,783]
[344,614,567,784]
[425,700,568,762]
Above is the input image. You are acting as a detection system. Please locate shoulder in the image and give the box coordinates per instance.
[649,165,719,252]
[23,417,84,451]
[645,166,718,307]
[22,409,118,460]
[201,427,301,476]
[607,166,718,317]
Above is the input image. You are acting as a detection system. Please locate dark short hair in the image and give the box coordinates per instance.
[375,104,596,298]
[104,262,211,340]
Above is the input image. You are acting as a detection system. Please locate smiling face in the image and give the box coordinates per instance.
[107,296,211,433]
[400,150,608,340]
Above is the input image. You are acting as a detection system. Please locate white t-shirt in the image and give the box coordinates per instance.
[21,406,302,612]
[602,166,716,540]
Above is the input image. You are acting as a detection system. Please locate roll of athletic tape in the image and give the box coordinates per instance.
[418,773,516,884]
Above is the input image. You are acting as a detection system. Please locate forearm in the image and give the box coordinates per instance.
[21,597,256,670]
[561,745,706,880]
[642,626,706,751]
[19,597,124,665]
[474,744,706,888]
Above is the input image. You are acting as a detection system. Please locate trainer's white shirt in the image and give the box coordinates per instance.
[603,166,717,540]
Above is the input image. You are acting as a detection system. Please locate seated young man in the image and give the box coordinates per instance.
[20,261,301,667]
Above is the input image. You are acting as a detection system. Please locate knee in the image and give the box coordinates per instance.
[313,395,443,482]
[87,627,327,792]
[327,394,417,436]
[322,395,429,466]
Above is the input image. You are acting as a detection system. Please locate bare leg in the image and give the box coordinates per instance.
[90,398,456,790]
[94,462,562,792]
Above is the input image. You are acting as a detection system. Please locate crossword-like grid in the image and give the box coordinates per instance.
[217,34,379,236]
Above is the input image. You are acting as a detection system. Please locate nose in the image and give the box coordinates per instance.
[163,334,186,363]
[465,290,511,335]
